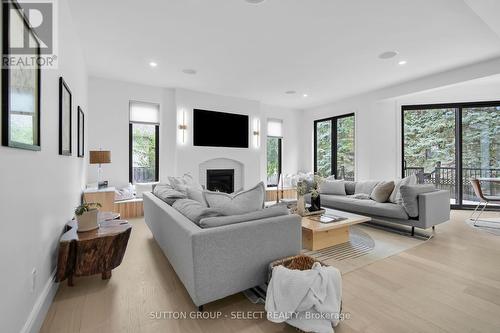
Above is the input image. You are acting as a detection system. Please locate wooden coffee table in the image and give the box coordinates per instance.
[302,209,371,250]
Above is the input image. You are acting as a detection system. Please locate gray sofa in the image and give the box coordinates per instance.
[143,192,302,309]
[307,182,450,234]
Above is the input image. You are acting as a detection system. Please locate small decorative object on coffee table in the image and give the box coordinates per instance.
[309,175,323,212]
[302,208,371,250]
[56,219,132,286]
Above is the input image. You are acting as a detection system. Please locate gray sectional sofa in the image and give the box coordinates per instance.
[143,192,302,309]
[307,179,450,234]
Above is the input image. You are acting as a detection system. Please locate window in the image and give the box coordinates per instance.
[314,114,355,180]
[267,119,283,187]
[402,101,499,208]
[129,101,160,183]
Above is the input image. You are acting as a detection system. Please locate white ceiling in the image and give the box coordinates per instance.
[67,0,500,109]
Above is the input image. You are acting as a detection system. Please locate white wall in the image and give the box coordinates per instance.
[0,1,88,332]
[88,81,302,188]
[87,77,170,186]
[301,68,500,181]
[175,88,263,188]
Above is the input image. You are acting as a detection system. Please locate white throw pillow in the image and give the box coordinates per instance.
[168,173,203,194]
[115,183,135,201]
[187,187,207,207]
[203,182,266,215]
[389,174,417,204]
[320,180,346,196]
[135,182,159,198]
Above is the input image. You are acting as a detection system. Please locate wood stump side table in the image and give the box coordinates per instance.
[56,219,132,286]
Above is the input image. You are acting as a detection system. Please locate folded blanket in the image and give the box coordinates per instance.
[266,262,342,333]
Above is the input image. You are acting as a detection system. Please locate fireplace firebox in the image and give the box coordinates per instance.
[206,169,234,193]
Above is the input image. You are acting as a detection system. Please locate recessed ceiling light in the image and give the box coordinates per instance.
[378,51,398,59]
[149,62,158,67]
[182,69,197,75]
[303,94,308,98]
[398,60,407,65]
[245,0,266,4]
[285,90,296,95]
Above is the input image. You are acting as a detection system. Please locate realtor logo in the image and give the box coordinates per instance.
[3,0,58,68]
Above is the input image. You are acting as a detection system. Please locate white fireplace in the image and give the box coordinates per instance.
[199,158,244,192]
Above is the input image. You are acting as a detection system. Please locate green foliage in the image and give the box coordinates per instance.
[75,202,101,216]
[132,124,156,168]
[337,116,355,178]
[267,137,280,180]
[316,121,332,177]
[404,107,499,172]
[316,116,355,179]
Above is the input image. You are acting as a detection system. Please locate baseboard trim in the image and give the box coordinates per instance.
[21,269,59,333]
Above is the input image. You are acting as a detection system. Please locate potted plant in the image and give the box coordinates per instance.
[75,202,102,232]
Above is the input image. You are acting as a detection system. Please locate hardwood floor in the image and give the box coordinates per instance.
[41,210,500,333]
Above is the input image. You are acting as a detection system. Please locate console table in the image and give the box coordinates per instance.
[56,219,132,286]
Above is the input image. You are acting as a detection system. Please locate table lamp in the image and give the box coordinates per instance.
[89,150,111,189]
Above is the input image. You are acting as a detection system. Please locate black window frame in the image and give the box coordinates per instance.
[313,113,355,179]
[129,122,160,184]
[266,136,282,187]
[402,100,500,210]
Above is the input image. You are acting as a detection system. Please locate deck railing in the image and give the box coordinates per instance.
[404,161,499,201]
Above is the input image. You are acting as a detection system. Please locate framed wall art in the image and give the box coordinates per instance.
[1,0,42,151]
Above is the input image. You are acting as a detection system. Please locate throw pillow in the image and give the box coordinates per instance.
[370,181,395,203]
[320,180,346,196]
[115,184,135,201]
[135,182,159,198]
[389,174,417,204]
[153,185,186,205]
[172,199,222,225]
[203,182,265,215]
[355,180,380,195]
[168,173,203,194]
[399,184,436,217]
[344,181,356,195]
[187,187,207,207]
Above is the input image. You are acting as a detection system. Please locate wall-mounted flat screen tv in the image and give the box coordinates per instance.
[193,109,249,148]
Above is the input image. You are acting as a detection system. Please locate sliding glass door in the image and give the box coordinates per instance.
[402,102,499,208]
[461,106,499,206]
[314,113,355,180]
[402,108,457,204]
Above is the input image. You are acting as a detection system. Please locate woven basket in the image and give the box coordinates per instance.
[267,254,342,332]
[268,254,329,283]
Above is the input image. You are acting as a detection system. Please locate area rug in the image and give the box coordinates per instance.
[303,224,430,274]
[465,217,500,236]
[243,224,430,304]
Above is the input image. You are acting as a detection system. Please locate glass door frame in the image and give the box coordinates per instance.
[314,113,355,179]
[401,100,500,210]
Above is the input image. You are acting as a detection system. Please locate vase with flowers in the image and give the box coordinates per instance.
[309,175,323,211]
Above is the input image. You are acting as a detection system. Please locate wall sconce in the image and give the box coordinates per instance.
[253,118,260,148]
[178,110,188,144]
